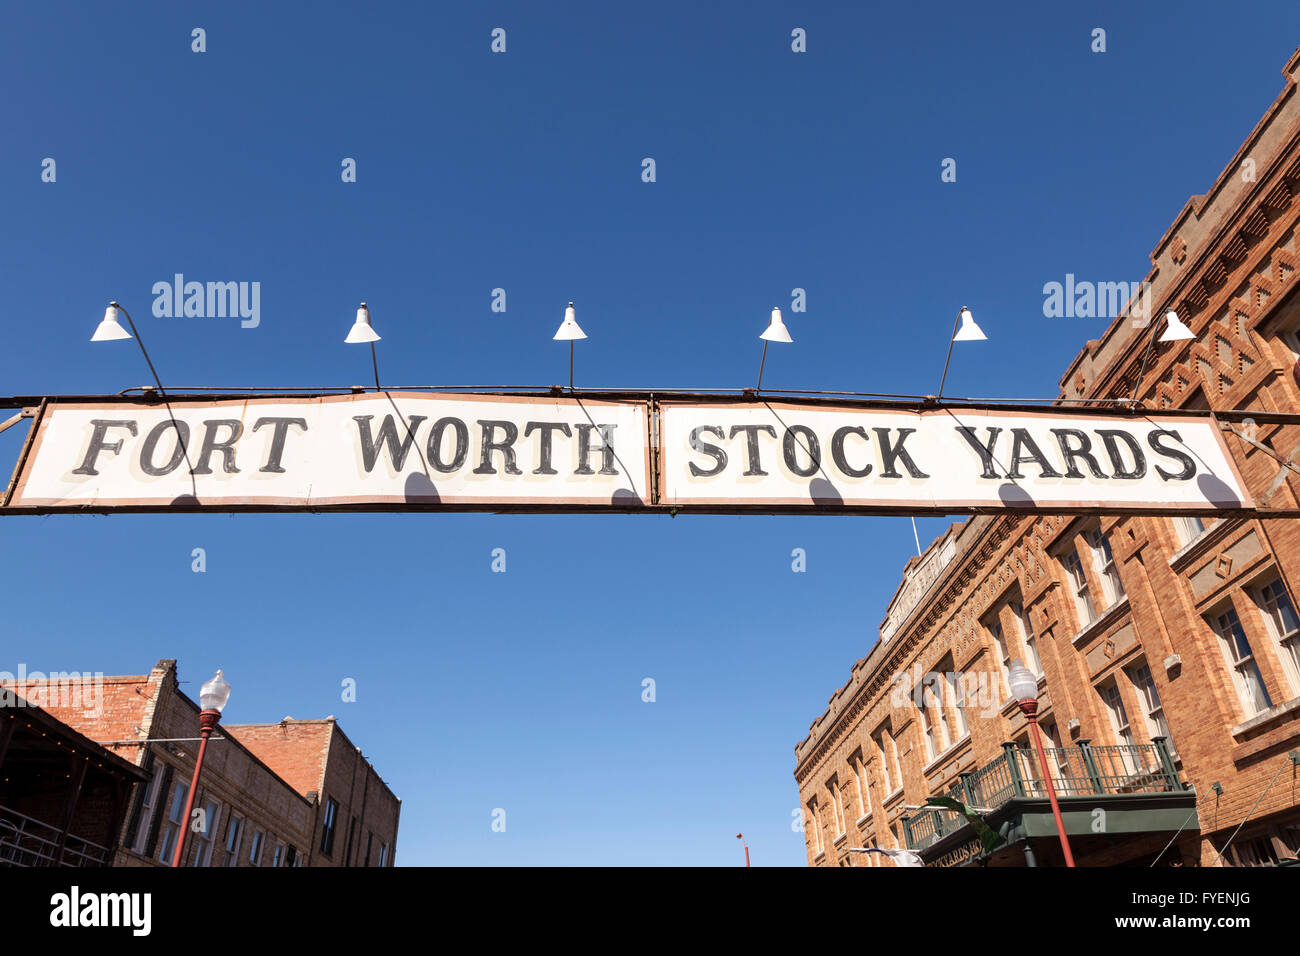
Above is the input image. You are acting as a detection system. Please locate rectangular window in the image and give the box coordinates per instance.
[1062,551,1097,626]
[1083,528,1125,607]
[851,752,870,820]
[272,843,284,868]
[807,800,823,854]
[156,781,189,864]
[873,728,898,795]
[248,828,265,866]
[285,844,297,867]
[191,800,220,867]
[1100,680,1134,747]
[1012,601,1043,677]
[378,843,389,867]
[990,620,1013,693]
[1255,577,1300,695]
[1127,661,1173,753]
[919,675,950,760]
[1211,608,1273,716]
[321,797,339,855]
[224,815,243,867]
[948,670,970,738]
[827,777,845,836]
[131,762,165,855]
[365,832,374,867]
[1175,516,1207,547]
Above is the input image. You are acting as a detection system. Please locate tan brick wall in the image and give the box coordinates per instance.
[795,45,1300,868]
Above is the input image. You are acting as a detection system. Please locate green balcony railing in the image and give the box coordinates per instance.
[902,738,1183,852]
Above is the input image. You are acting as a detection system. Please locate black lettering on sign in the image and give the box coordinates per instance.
[831,426,871,478]
[574,423,618,476]
[192,419,243,475]
[140,419,190,477]
[474,420,523,475]
[427,417,469,473]
[353,414,427,472]
[1007,429,1062,479]
[688,426,727,477]
[524,421,572,475]
[953,426,1001,479]
[1051,428,1107,479]
[1147,429,1196,481]
[72,420,138,476]
[1097,429,1146,480]
[782,425,821,478]
[873,428,929,479]
[729,425,776,476]
[252,417,307,474]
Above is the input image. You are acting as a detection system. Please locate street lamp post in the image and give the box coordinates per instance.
[1008,660,1075,867]
[736,832,750,867]
[171,670,231,867]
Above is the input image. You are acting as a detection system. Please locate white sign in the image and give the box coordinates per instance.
[6,395,1253,514]
[9,394,650,510]
[657,403,1250,511]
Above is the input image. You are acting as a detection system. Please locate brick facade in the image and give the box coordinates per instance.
[794,45,1300,868]
[18,659,399,867]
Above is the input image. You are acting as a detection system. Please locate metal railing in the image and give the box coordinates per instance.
[904,738,1183,852]
[0,805,113,867]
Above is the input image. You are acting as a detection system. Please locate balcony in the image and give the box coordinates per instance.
[0,805,114,867]
[903,738,1196,866]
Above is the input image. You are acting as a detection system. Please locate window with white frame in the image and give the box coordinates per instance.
[272,843,284,868]
[248,828,265,866]
[1038,717,1072,781]
[131,762,165,855]
[1012,601,1043,677]
[989,619,1013,693]
[851,751,870,820]
[1127,661,1173,753]
[1083,527,1125,607]
[921,673,950,758]
[947,670,970,738]
[1174,516,1207,547]
[191,800,221,867]
[873,729,894,794]
[807,800,823,854]
[224,815,244,867]
[827,776,845,837]
[156,781,189,864]
[1061,550,1097,627]
[1254,577,1300,696]
[1210,608,1274,717]
[1099,680,1135,747]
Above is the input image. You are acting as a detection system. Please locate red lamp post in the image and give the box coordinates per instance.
[736,833,750,867]
[1008,660,1076,868]
[172,669,231,867]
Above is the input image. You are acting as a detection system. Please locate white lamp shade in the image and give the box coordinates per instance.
[1007,659,1038,702]
[759,307,793,343]
[345,303,381,344]
[952,307,987,342]
[91,304,132,342]
[553,302,587,341]
[1159,310,1196,342]
[199,669,231,713]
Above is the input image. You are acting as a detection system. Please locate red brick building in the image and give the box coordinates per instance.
[794,46,1300,867]
[3,659,399,867]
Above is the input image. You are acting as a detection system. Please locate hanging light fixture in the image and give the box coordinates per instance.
[553,301,586,389]
[345,302,382,390]
[756,307,792,392]
[936,306,987,401]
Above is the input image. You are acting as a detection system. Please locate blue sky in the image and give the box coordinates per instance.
[1,2,1297,865]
